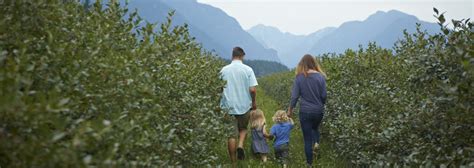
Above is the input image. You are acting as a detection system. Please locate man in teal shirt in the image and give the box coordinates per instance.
[220,47,258,162]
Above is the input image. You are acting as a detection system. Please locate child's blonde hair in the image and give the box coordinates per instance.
[250,109,266,129]
[272,110,290,123]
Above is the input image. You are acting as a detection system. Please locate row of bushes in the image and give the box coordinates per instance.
[259,10,473,166]
[1,1,227,167]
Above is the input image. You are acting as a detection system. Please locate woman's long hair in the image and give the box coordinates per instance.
[295,54,326,78]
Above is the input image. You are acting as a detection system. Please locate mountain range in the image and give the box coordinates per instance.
[124,0,280,62]
[248,25,336,68]
[248,10,440,68]
[121,1,441,68]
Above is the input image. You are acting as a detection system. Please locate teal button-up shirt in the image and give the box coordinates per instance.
[220,60,258,115]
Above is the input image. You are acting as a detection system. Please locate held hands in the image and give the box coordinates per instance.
[286,108,295,126]
[264,133,274,140]
[262,125,273,140]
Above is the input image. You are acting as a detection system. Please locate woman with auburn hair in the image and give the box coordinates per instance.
[287,54,327,166]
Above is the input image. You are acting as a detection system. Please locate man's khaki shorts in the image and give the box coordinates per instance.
[224,110,250,138]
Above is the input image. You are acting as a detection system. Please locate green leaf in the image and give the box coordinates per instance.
[439,14,446,24]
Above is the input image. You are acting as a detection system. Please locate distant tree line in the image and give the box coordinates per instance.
[222,59,289,77]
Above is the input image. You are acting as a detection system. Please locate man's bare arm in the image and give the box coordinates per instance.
[250,86,257,110]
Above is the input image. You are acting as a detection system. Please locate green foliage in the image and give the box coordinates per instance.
[259,70,294,108]
[259,10,473,166]
[0,0,226,167]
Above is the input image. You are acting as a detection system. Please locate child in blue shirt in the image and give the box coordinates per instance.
[270,110,294,167]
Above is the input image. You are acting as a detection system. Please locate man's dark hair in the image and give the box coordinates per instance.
[232,47,245,58]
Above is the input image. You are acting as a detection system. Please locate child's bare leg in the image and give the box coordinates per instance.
[261,154,267,162]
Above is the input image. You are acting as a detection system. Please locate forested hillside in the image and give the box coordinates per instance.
[222,59,289,77]
[124,0,281,62]
[259,11,473,166]
[244,60,289,77]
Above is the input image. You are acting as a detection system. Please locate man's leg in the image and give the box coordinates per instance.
[236,127,247,160]
[228,138,237,163]
[236,111,250,160]
[225,113,239,164]
[237,128,247,148]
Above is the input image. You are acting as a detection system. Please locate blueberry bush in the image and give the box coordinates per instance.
[0,1,227,167]
[259,9,473,166]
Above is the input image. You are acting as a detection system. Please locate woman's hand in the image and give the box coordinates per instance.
[287,107,293,118]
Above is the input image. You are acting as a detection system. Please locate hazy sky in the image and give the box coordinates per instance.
[198,0,473,35]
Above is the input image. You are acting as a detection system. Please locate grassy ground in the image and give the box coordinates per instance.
[215,90,346,167]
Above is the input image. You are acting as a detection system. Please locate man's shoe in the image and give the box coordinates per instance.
[237,147,245,160]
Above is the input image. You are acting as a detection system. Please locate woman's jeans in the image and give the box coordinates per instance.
[299,111,324,165]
